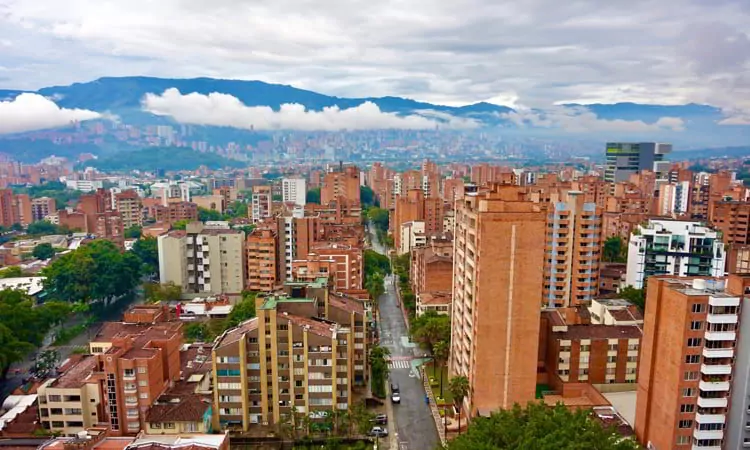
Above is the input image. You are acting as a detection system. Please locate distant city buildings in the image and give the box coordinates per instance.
[604,142,671,184]
[282,177,306,207]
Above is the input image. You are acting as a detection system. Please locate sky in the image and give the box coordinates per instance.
[0,0,749,129]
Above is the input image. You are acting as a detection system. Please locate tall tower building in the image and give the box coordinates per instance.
[604,142,672,184]
[282,177,307,207]
[542,191,603,307]
[635,275,750,450]
[450,185,546,417]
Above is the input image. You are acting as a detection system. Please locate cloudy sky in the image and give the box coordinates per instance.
[0,0,749,120]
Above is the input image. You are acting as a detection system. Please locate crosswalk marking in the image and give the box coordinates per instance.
[388,360,411,369]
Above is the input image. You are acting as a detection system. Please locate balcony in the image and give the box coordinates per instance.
[704,331,736,341]
[707,313,738,324]
[695,413,725,424]
[699,380,730,391]
[702,347,734,359]
[697,397,728,408]
[708,295,740,307]
[693,429,724,441]
[701,363,732,375]
[692,445,721,450]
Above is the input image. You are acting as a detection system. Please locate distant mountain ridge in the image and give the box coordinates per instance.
[0,76,747,148]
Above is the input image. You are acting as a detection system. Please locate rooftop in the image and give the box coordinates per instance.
[0,277,45,296]
[280,313,335,338]
[214,317,258,348]
[328,294,365,315]
[48,354,99,389]
[259,295,316,310]
[419,291,452,305]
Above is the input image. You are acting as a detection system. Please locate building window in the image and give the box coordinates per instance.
[607,356,617,363]
[692,303,705,313]
[137,367,147,374]
[680,404,695,413]
[685,354,700,364]
[684,371,699,381]
[580,345,590,352]
[690,321,703,331]
[682,388,695,397]
[676,435,690,445]
[687,338,702,348]
[164,423,175,429]
[150,423,162,429]
[678,420,693,429]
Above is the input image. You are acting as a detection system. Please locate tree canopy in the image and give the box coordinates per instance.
[367,207,389,234]
[124,225,143,239]
[412,310,451,351]
[225,291,259,328]
[603,237,626,263]
[446,402,640,450]
[306,188,321,204]
[620,286,645,312]
[360,186,376,207]
[32,243,56,260]
[131,236,159,276]
[42,240,142,303]
[144,282,181,303]
[27,221,69,236]
[0,289,72,374]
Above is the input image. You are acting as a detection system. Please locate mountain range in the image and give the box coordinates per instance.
[0,76,748,149]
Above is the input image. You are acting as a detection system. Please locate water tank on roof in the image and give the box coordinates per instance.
[715,280,726,291]
[693,279,706,290]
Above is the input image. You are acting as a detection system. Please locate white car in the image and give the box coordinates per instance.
[369,426,389,437]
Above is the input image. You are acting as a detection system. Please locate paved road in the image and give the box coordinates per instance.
[369,224,440,450]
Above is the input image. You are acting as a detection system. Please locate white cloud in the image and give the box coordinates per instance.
[502,106,685,133]
[0,93,101,134]
[141,88,479,131]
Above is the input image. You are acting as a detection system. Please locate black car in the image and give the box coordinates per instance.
[371,414,388,425]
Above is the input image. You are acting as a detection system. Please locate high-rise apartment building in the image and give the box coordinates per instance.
[321,165,360,206]
[604,142,672,184]
[0,188,18,227]
[149,201,198,224]
[635,275,750,450]
[211,294,356,430]
[245,227,278,292]
[114,190,143,229]
[450,185,546,417]
[710,201,750,274]
[29,196,57,223]
[158,222,245,297]
[392,189,443,251]
[542,191,603,307]
[251,186,272,224]
[625,220,725,289]
[282,178,307,207]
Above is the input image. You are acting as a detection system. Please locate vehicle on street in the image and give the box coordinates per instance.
[391,382,401,403]
[371,414,388,425]
[369,426,389,437]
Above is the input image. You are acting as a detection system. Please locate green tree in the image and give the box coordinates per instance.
[367,207,389,234]
[226,201,248,218]
[225,291,258,328]
[42,240,142,303]
[131,236,159,276]
[349,400,374,436]
[0,323,34,375]
[32,243,56,260]
[412,311,451,352]
[620,286,646,312]
[432,339,450,398]
[369,344,390,398]
[0,266,23,278]
[124,225,143,239]
[172,220,190,230]
[603,236,625,262]
[144,282,182,303]
[448,375,470,436]
[306,188,321,204]
[184,322,210,342]
[27,221,63,236]
[360,186,376,207]
[364,249,390,278]
[365,272,385,303]
[446,402,641,449]
[198,207,225,222]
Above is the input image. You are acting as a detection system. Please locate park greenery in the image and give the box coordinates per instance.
[0,289,73,376]
[445,401,640,450]
[132,236,159,276]
[27,221,71,236]
[0,266,25,278]
[144,282,181,303]
[183,291,259,343]
[124,225,143,239]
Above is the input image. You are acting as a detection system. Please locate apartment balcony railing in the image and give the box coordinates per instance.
[701,363,732,375]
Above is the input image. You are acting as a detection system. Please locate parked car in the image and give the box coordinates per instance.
[369,426,389,438]
[371,414,388,425]
[391,391,401,403]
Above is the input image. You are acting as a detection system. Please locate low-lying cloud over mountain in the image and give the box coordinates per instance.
[141,88,480,131]
[502,106,685,133]
[0,93,101,134]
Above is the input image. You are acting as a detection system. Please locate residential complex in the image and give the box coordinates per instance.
[635,275,750,450]
[282,177,307,207]
[626,220,725,289]
[158,222,245,297]
[450,185,546,416]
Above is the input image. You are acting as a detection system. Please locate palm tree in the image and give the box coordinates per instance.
[432,340,450,398]
[448,375,470,435]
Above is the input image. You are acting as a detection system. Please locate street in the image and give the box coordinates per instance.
[369,224,440,450]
